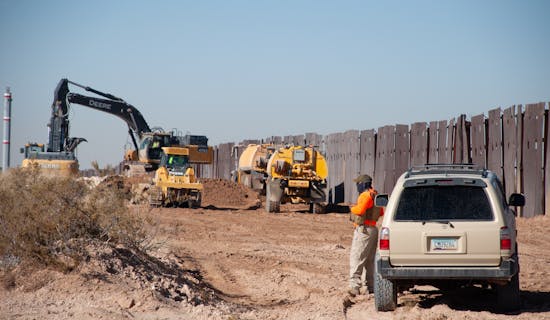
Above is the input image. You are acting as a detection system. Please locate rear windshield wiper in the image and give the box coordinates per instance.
[421,220,455,228]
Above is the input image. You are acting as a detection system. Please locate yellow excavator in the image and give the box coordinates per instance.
[149,145,213,208]
[265,145,328,213]
[21,79,211,177]
[20,81,89,176]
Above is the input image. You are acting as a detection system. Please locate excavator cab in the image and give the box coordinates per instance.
[20,143,45,158]
[138,133,173,168]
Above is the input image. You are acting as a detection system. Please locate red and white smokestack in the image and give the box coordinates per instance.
[3,87,12,172]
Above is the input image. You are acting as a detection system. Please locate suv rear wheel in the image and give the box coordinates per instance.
[374,255,397,311]
[496,253,520,311]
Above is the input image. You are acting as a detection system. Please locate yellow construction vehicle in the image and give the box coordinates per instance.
[22,79,211,177]
[49,79,176,174]
[20,143,79,177]
[20,78,90,176]
[235,143,278,194]
[149,145,213,208]
[265,145,328,213]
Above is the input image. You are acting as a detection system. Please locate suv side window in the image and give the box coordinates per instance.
[491,178,508,209]
[395,185,494,221]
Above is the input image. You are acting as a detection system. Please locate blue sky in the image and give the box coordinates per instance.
[1,0,549,169]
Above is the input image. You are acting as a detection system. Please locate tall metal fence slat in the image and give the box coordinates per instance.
[488,108,503,182]
[395,124,409,181]
[344,130,360,202]
[470,114,486,167]
[283,135,293,144]
[545,103,550,216]
[374,126,386,193]
[326,133,336,203]
[410,122,427,166]
[454,115,468,163]
[428,121,438,163]
[359,129,376,179]
[448,118,456,163]
[438,120,450,163]
[517,105,524,217]
[326,132,345,204]
[305,132,323,147]
[381,125,396,194]
[503,106,517,198]
[462,115,471,163]
[522,103,545,217]
[338,132,346,203]
[295,135,306,145]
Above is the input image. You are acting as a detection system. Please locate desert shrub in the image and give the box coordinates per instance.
[0,167,147,270]
[90,160,118,176]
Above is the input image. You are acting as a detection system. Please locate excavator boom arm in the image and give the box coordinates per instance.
[66,92,150,134]
[49,78,152,155]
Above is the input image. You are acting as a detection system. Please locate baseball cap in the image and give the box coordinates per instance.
[353,174,372,183]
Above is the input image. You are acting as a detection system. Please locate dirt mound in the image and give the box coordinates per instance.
[80,175,136,200]
[97,175,140,199]
[201,178,260,209]
[1,242,238,319]
[82,243,222,306]
[87,175,260,209]
[79,174,152,205]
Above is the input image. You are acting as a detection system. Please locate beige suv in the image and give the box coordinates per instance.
[374,164,525,311]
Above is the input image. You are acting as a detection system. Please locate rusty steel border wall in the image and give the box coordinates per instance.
[197,103,549,217]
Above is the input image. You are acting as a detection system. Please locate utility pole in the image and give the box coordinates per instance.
[3,87,12,172]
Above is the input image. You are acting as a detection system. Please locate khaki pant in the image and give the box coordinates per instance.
[349,225,378,292]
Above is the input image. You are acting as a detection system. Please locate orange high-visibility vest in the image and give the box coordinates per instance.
[350,188,384,227]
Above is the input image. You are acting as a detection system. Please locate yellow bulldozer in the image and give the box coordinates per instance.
[149,145,213,208]
[265,145,328,213]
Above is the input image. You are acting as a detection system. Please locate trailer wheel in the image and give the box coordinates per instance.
[270,200,280,213]
[265,185,280,213]
[312,203,326,214]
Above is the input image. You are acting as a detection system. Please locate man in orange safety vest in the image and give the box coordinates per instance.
[348,174,384,297]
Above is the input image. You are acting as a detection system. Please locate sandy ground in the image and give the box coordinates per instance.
[1,179,550,320]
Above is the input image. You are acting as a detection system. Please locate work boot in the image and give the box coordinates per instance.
[348,287,360,297]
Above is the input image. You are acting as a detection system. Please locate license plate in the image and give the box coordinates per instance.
[288,180,309,188]
[431,238,458,251]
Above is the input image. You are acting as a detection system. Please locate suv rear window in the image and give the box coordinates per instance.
[394,185,493,221]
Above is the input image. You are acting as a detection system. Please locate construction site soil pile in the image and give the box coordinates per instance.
[200,178,261,209]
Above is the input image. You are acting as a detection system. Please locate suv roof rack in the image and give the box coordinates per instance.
[405,163,488,178]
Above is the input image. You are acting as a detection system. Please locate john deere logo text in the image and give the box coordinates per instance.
[89,100,111,110]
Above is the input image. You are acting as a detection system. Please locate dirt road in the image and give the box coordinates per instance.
[1,179,550,319]
[146,205,550,320]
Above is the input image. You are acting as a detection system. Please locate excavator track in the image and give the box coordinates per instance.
[148,185,164,207]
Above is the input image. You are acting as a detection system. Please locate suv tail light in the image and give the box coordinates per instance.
[379,227,390,250]
[500,226,511,250]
